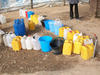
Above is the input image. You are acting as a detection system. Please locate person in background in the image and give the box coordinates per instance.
[69,0,79,19]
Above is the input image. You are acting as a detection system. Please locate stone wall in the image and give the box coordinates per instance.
[90,0,100,17]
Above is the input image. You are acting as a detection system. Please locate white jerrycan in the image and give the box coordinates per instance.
[64,28,71,39]
[19,9,23,17]
[0,14,6,24]
[21,35,27,49]
[3,32,8,46]
[84,39,93,45]
[26,36,33,50]
[38,16,45,26]
[6,32,16,48]
[73,33,82,42]
[32,33,41,50]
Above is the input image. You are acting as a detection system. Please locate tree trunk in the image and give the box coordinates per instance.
[31,0,33,9]
[63,0,66,6]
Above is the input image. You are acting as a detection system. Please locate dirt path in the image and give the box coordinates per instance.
[0,4,100,75]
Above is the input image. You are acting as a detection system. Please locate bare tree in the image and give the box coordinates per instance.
[31,0,33,9]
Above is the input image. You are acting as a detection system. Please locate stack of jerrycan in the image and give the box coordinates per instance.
[59,27,69,37]
[63,40,73,55]
[13,19,26,36]
[28,20,35,30]
[31,14,39,25]
[12,36,22,51]
[73,35,89,55]
[81,38,94,60]
[3,32,16,48]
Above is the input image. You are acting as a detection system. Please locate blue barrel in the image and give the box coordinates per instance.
[39,36,53,52]
[13,18,26,36]
[54,24,64,35]
[27,11,35,19]
[43,20,50,30]
[48,20,55,32]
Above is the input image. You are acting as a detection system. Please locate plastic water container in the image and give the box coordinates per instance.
[73,33,82,43]
[73,39,83,54]
[13,19,26,36]
[28,20,35,30]
[21,35,27,49]
[26,36,33,50]
[64,28,71,39]
[43,20,51,30]
[28,11,35,19]
[84,39,93,45]
[81,44,94,60]
[6,32,16,48]
[19,9,27,17]
[54,20,63,35]
[59,27,69,37]
[0,14,6,24]
[31,14,39,25]
[63,40,73,55]
[32,33,40,50]
[12,37,22,51]
[49,20,55,32]
[38,16,45,26]
[39,36,53,52]
[25,11,28,19]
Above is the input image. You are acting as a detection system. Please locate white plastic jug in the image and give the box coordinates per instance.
[21,35,27,49]
[0,14,6,24]
[84,39,93,45]
[6,32,16,48]
[38,16,45,25]
[19,9,23,17]
[32,33,41,50]
[26,36,33,50]
[19,9,27,17]
[64,28,71,39]
[73,33,82,42]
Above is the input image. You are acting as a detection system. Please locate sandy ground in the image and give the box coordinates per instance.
[0,4,100,75]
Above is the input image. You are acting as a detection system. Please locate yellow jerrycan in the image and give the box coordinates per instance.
[59,27,65,37]
[67,30,79,41]
[31,14,39,25]
[87,44,94,58]
[81,44,94,60]
[59,27,70,37]
[28,20,35,30]
[73,39,83,54]
[12,36,22,51]
[63,40,73,55]
[67,31,74,40]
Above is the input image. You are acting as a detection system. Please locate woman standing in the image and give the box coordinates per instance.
[69,0,79,19]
